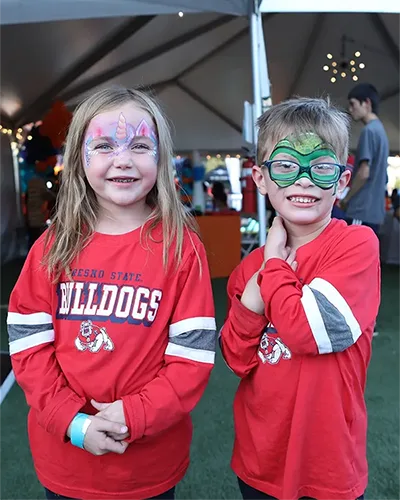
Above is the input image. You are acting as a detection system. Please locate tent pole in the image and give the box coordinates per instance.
[250,1,267,246]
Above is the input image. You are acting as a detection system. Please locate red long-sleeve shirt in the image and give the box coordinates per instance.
[8,225,216,499]
[220,219,380,500]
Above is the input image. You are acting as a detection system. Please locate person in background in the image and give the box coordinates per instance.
[341,83,389,235]
[391,188,399,219]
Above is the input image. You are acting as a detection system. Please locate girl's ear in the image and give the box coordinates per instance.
[252,165,268,195]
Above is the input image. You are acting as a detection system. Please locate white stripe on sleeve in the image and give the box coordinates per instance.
[169,317,216,337]
[165,342,215,364]
[7,312,52,325]
[9,329,55,355]
[300,286,333,354]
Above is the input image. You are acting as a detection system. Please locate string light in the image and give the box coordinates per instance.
[178,11,184,17]
[359,62,365,69]
[27,135,32,140]
[327,53,333,59]
[17,128,22,133]
[355,51,361,57]
[352,75,359,81]
[341,72,346,78]
[331,77,336,83]
[7,129,12,135]
[351,67,356,73]
[332,62,337,67]
[333,69,338,74]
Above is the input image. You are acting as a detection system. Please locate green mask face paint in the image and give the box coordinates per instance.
[262,133,345,190]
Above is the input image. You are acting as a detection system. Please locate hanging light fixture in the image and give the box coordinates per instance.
[322,36,367,83]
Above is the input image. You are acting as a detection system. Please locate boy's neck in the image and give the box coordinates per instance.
[283,215,332,250]
[96,202,152,235]
[362,112,378,125]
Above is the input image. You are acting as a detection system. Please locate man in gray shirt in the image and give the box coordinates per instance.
[342,83,389,235]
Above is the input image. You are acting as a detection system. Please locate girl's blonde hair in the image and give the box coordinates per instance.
[44,87,198,280]
[257,97,350,166]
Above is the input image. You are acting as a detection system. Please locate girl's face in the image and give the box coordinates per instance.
[83,102,158,216]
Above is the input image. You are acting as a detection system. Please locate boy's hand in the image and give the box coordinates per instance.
[240,271,265,315]
[264,216,289,262]
[67,415,129,456]
[91,399,130,441]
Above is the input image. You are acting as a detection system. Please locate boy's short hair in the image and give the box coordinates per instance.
[348,83,379,114]
[257,97,350,166]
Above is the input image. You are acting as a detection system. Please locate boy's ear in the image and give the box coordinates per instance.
[337,169,352,195]
[252,165,268,195]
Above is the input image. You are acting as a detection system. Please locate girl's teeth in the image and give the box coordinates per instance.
[112,179,135,183]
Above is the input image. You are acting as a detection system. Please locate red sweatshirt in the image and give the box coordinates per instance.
[7,225,216,499]
[220,219,380,500]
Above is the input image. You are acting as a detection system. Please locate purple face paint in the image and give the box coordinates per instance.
[84,112,158,168]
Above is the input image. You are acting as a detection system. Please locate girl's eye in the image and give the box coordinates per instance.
[94,143,112,151]
[132,143,151,151]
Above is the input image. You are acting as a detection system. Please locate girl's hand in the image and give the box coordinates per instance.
[91,399,130,441]
[67,415,129,455]
[240,271,265,316]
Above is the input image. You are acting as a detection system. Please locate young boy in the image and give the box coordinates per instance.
[220,98,380,500]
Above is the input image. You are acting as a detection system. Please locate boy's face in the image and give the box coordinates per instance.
[253,133,351,227]
[348,98,370,121]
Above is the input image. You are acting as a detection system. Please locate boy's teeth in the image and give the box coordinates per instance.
[289,196,316,203]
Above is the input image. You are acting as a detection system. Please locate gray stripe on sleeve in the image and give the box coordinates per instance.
[169,329,217,352]
[311,289,354,352]
[8,323,53,342]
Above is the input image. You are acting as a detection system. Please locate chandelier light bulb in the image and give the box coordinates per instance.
[331,77,336,83]
[327,53,333,59]
[359,62,365,69]
[333,69,338,74]
[332,61,337,67]
[350,60,355,66]
[351,67,356,73]
[323,65,329,71]
[352,75,359,81]
[341,72,346,78]
[355,51,361,57]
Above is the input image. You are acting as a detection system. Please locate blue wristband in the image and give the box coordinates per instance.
[70,413,91,449]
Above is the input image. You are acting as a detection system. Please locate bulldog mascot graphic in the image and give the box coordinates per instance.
[75,320,114,353]
[258,325,291,365]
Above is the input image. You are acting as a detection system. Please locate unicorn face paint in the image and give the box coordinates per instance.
[84,111,158,168]
[82,103,159,215]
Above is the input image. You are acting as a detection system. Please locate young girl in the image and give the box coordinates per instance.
[7,87,216,500]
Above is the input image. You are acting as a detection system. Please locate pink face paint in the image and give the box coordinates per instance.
[84,112,158,168]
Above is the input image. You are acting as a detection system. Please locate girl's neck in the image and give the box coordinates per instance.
[283,215,331,251]
[96,202,152,235]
